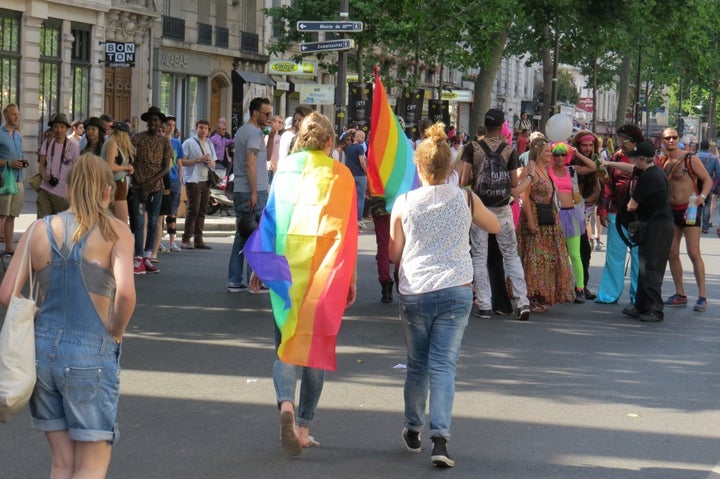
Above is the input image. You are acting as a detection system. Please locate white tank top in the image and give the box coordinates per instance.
[399,184,473,295]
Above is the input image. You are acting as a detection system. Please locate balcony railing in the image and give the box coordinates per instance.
[198,23,212,45]
[216,26,229,48]
[240,31,259,53]
[162,16,185,41]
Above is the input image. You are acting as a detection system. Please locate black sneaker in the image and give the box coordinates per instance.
[639,312,664,322]
[517,305,530,321]
[402,428,421,453]
[573,289,585,304]
[431,436,455,468]
[622,307,642,318]
[475,309,493,319]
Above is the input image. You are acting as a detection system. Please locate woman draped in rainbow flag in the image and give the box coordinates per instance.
[245,111,358,457]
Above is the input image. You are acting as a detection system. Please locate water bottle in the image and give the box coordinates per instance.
[686,192,698,225]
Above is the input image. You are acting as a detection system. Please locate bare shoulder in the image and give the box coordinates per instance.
[110,217,133,242]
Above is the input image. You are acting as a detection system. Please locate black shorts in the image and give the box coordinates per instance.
[159,192,172,216]
[671,204,702,227]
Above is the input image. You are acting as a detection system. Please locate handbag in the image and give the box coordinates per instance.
[627,220,647,245]
[536,202,555,226]
[0,165,18,195]
[28,173,42,192]
[0,224,38,423]
[535,179,556,226]
[208,169,221,188]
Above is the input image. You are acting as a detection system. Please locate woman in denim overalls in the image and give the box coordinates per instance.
[0,153,136,478]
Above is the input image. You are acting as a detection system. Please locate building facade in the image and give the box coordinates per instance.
[1,0,273,165]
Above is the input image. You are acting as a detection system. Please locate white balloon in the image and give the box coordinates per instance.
[545,114,573,142]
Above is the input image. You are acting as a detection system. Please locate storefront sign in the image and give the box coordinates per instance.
[105,42,135,68]
[440,89,472,102]
[268,59,317,76]
[299,84,335,105]
[156,49,211,75]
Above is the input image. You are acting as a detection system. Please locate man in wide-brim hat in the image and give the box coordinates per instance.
[47,112,71,128]
[129,106,172,274]
[140,106,167,123]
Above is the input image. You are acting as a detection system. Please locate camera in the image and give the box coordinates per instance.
[48,176,59,187]
[20,159,28,168]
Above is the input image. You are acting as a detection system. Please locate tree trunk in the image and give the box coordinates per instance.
[469,31,508,138]
[709,83,717,140]
[592,60,598,133]
[615,53,633,128]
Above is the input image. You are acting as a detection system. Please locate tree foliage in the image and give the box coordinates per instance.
[264,0,720,135]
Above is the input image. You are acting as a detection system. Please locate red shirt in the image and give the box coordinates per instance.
[516,135,528,154]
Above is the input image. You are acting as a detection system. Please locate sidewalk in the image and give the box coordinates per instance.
[12,187,236,241]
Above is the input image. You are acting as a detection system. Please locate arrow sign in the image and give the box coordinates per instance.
[297,21,363,32]
[300,39,354,53]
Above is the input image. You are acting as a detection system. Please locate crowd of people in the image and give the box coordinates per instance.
[1,97,719,474]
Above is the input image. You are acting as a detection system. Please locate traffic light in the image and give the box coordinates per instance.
[678,117,685,136]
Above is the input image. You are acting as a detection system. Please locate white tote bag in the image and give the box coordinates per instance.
[0,225,38,423]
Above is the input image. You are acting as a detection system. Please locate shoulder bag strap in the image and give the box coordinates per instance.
[12,222,37,301]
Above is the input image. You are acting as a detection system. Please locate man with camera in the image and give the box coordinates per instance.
[37,112,80,218]
[0,103,28,255]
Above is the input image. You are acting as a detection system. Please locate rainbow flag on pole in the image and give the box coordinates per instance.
[244,149,358,371]
[367,67,419,209]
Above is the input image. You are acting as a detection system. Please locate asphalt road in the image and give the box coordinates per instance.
[1,193,719,478]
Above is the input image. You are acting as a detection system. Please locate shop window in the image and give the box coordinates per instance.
[0,9,21,107]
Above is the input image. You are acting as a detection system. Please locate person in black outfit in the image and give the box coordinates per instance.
[603,141,673,322]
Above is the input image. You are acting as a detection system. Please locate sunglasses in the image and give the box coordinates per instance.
[663,135,678,141]
[552,153,565,157]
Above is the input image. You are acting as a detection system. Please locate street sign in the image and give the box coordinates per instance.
[296,21,363,32]
[300,39,354,53]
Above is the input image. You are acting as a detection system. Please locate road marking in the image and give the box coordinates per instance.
[706,461,720,479]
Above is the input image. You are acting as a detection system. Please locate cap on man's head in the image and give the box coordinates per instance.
[284,117,293,130]
[111,121,130,134]
[484,109,505,128]
[627,141,655,158]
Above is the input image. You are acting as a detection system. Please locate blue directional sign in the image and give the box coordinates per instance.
[297,21,364,32]
[299,39,354,53]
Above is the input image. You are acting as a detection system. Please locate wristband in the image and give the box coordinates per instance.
[700,193,706,200]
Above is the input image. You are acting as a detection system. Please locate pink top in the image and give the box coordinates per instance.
[548,167,572,193]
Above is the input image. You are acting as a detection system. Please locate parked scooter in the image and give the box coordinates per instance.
[207,169,234,216]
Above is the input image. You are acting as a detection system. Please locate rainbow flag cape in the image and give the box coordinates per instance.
[367,67,419,210]
[244,149,358,371]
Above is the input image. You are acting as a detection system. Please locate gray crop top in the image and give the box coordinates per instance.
[35,212,116,299]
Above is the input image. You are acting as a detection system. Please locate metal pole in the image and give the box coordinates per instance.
[550,32,559,115]
[335,0,349,134]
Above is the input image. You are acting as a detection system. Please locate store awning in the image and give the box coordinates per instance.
[234,70,276,86]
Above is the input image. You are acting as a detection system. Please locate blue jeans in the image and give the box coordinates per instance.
[227,190,268,287]
[400,285,472,440]
[354,176,367,221]
[128,189,163,257]
[272,324,325,428]
[596,213,638,304]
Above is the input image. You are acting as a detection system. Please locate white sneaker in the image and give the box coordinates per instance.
[168,243,181,252]
[159,242,170,253]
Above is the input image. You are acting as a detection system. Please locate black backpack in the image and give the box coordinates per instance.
[472,140,511,206]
